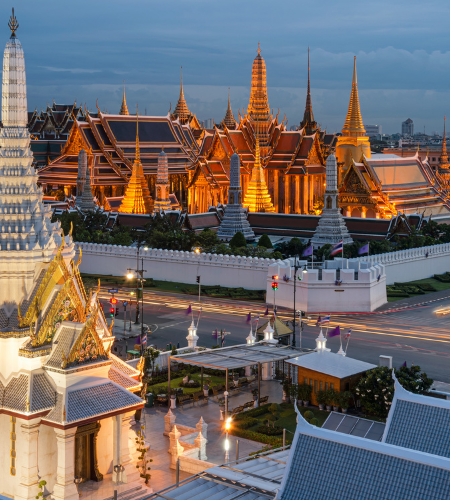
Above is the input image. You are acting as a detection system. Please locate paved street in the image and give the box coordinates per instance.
[100,286,450,383]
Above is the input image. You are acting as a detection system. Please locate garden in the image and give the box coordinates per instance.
[386,275,450,301]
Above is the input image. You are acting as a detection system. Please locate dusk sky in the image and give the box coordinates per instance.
[2,0,450,134]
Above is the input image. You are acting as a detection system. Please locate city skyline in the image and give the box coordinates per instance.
[2,0,450,134]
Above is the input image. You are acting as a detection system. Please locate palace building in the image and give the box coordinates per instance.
[0,12,145,497]
[187,46,338,214]
[37,76,202,208]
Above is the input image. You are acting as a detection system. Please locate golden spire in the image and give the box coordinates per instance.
[222,87,236,129]
[247,43,271,145]
[243,125,275,213]
[300,47,317,134]
[440,116,449,169]
[341,57,366,138]
[173,66,191,124]
[119,81,129,115]
[118,106,154,214]
[8,8,18,38]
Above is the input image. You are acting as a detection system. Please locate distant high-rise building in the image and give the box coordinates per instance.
[402,118,414,137]
[365,124,382,137]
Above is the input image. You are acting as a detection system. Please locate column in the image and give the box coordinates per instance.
[347,206,352,217]
[273,171,279,212]
[361,206,367,218]
[52,428,78,500]
[15,420,40,500]
[284,176,290,214]
[301,176,307,214]
[120,413,139,483]
[308,176,313,212]
[294,176,300,213]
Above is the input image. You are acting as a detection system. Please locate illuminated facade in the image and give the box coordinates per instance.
[188,46,336,214]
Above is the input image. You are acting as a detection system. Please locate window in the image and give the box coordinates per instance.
[325,382,329,390]
[330,383,334,390]
[345,382,350,391]
[304,377,308,385]
[320,381,323,391]
[314,380,318,393]
[309,379,313,387]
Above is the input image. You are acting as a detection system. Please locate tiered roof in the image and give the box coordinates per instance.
[341,57,366,138]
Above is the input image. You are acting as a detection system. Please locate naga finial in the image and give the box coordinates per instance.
[8,8,18,38]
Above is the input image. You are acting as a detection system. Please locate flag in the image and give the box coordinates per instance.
[254,314,260,323]
[315,315,321,327]
[302,245,313,257]
[264,307,269,316]
[221,332,225,347]
[358,243,369,255]
[401,361,407,367]
[345,328,352,340]
[320,315,331,324]
[185,304,192,315]
[328,325,340,337]
[246,312,252,324]
[212,328,218,340]
[141,332,147,346]
[330,240,343,257]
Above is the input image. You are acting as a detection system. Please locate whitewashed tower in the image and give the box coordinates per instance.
[153,149,172,212]
[217,152,255,241]
[311,154,352,248]
[0,9,63,306]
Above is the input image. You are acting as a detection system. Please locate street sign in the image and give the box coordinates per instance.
[108,288,118,293]
[122,301,128,306]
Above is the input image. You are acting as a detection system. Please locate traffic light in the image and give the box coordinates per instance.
[271,275,278,280]
[109,308,114,317]
[115,307,119,317]
[110,297,118,305]
[271,282,278,291]
[196,276,201,284]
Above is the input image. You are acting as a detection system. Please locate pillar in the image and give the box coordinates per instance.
[164,409,176,436]
[361,206,367,218]
[284,176,290,214]
[262,362,273,380]
[273,171,279,212]
[52,428,79,500]
[294,176,300,213]
[15,420,40,500]
[120,413,139,483]
[112,415,122,484]
[196,417,208,442]
[195,432,208,461]
[347,206,352,217]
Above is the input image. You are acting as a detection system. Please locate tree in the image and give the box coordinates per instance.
[195,228,220,251]
[257,234,273,249]
[355,365,433,418]
[229,231,247,249]
[274,237,306,259]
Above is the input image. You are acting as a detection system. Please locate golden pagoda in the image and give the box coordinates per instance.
[439,116,449,170]
[119,81,129,115]
[118,108,154,214]
[172,66,191,124]
[246,43,272,145]
[335,57,371,175]
[243,131,275,213]
[221,88,237,129]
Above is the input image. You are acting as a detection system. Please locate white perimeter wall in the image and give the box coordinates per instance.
[77,243,277,290]
[355,242,450,285]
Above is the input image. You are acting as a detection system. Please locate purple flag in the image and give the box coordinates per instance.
[401,361,407,367]
[328,325,340,337]
[185,304,192,315]
[358,243,369,255]
[264,307,269,316]
[212,328,218,340]
[302,245,313,257]
[246,312,252,324]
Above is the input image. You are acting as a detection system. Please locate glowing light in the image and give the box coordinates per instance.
[127,272,134,280]
[225,417,232,431]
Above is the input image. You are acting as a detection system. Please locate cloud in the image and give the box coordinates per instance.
[40,66,101,74]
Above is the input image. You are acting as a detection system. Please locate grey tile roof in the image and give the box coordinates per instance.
[31,373,56,412]
[45,392,64,423]
[108,366,139,389]
[385,399,450,458]
[280,432,450,500]
[66,382,141,423]
[3,374,29,412]
[110,354,139,376]
[45,325,80,368]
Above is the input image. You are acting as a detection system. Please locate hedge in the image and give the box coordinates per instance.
[234,418,259,429]
[229,427,284,446]
[233,405,270,421]
[255,425,284,436]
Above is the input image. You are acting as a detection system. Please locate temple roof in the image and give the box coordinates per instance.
[172,67,192,124]
[341,57,366,138]
[299,48,317,135]
[119,82,129,116]
[221,89,237,129]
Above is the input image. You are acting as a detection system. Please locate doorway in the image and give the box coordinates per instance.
[74,422,103,482]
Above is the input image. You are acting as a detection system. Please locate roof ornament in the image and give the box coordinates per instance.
[257,41,261,56]
[8,8,18,38]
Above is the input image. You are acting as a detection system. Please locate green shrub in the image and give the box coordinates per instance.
[268,403,279,415]
[257,234,273,249]
[434,273,450,282]
[309,417,319,426]
[235,418,259,429]
[255,425,283,436]
[417,283,437,292]
[230,232,247,249]
[230,428,284,446]
[304,410,314,421]
[316,390,328,406]
[234,405,269,420]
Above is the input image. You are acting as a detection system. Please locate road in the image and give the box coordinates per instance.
[99,287,450,383]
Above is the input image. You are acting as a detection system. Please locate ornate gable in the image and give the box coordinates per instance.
[210,134,228,161]
[61,122,90,156]
[306,134,324,166]
[62,307,108,369]
[340,162,373,206]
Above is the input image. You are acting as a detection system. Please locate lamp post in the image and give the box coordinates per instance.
[127,252,147,355]
[224,417,231,463]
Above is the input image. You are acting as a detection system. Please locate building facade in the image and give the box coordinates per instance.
[402,117,414,136]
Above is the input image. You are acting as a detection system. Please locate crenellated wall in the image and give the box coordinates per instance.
[354,243,450,285]
[267,258,387,312]
[76,243,277,290]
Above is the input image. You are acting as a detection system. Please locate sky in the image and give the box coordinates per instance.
[1,0,450,135]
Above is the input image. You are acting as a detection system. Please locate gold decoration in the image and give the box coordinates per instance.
[69,221,73,238]
[109,318,114,335]
[26,395,30,413]
[10,416,16,476]
[76,247,82,267]
[341,57,367,138]
[8,8,19,37]
[63,405,66,422]
[171,67,192,124]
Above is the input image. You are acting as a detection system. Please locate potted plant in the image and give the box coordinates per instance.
[316,389,327,411]
[218,397,225,419]
[331,391,339,412]
[338,391,352,413]
[203,383,209,397]
[290,383,299,405]
[303,384,312,407]
[282,379,291,403]
[325,389,335,411]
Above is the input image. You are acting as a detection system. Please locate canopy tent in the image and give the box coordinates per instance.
[168,342,310,415]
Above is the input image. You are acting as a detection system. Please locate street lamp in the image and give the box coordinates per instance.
[127,271,134,280]
[224,417,231,462]
[126,259,147,355]
[292,255,305,349]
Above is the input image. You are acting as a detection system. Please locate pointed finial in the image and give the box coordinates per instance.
[8,8,18,38]
[353,56,357,85]
[135,105,140,164]
[119,80,129,115]
[257,42,261,56]
[180,66,184,93]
